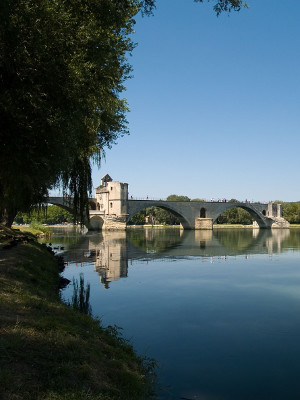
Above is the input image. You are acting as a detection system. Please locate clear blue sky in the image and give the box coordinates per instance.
[92,0,300,202]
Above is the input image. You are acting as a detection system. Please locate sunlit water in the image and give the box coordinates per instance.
[41,227,300,400]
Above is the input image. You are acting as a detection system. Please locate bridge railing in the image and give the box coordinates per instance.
[128,197,267,204]
[128,197,167,201]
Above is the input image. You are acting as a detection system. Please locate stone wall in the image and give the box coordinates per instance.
[270,217,290,229]
[102,216,127,231]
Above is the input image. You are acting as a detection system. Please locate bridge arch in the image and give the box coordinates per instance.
[47,197,75,214]
[212,203,267,227]
[126,201,193,229]
[48,197,97,212]
[88,215,104,230]
[47,197,100,229]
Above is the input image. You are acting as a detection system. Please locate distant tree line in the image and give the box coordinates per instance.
[280,202,300,224]
[14,206,74,225]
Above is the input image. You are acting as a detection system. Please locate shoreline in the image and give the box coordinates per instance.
[127,223,300,229]
[14,223,300,233]
[0,226,155,400]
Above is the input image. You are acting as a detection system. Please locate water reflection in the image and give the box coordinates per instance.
[59,232,127,289]
[92,232,127,289]
[58,228,297,288]
[55,227,300,400]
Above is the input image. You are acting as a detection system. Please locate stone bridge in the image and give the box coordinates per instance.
[48,196,289,231]
[47,174,289,230]
[127,199,288,229]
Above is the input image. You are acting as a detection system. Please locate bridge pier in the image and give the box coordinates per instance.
[195,218,213,230]
[260,217,290,229]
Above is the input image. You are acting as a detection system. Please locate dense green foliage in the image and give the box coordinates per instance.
[167,194,191,202]
[216,207,253,225]
[14,205,74,225]
[0,0,139,225]
[280,201,300,224]
[215,199,253,225]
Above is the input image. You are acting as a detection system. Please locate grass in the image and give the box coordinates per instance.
[0,226,155,400]
[12,223,52,237]
[213,224,254,229]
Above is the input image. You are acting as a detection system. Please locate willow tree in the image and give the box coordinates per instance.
[0,0,246,227]
[0,0,138,225]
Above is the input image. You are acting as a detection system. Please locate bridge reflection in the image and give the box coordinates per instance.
[60,228,296,288]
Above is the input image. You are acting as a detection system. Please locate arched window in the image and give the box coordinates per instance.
[200,208,206,218]
[262,210,266,216]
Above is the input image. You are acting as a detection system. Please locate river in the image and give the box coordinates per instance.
[40,227,300,400]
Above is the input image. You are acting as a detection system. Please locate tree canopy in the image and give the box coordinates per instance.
[0,0,139,225]
[0,0,247,227]
[166,194,190,202]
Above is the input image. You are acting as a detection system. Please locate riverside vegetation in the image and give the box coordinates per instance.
[0,226,155,400]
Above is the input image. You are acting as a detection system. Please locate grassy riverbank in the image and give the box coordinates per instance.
[12,224,52,237]
[213,224,253,229]
[0,226,155,400]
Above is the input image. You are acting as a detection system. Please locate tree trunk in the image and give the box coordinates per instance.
[0,208,17,228]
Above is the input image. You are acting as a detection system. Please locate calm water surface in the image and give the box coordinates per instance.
[42,227,300,400]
